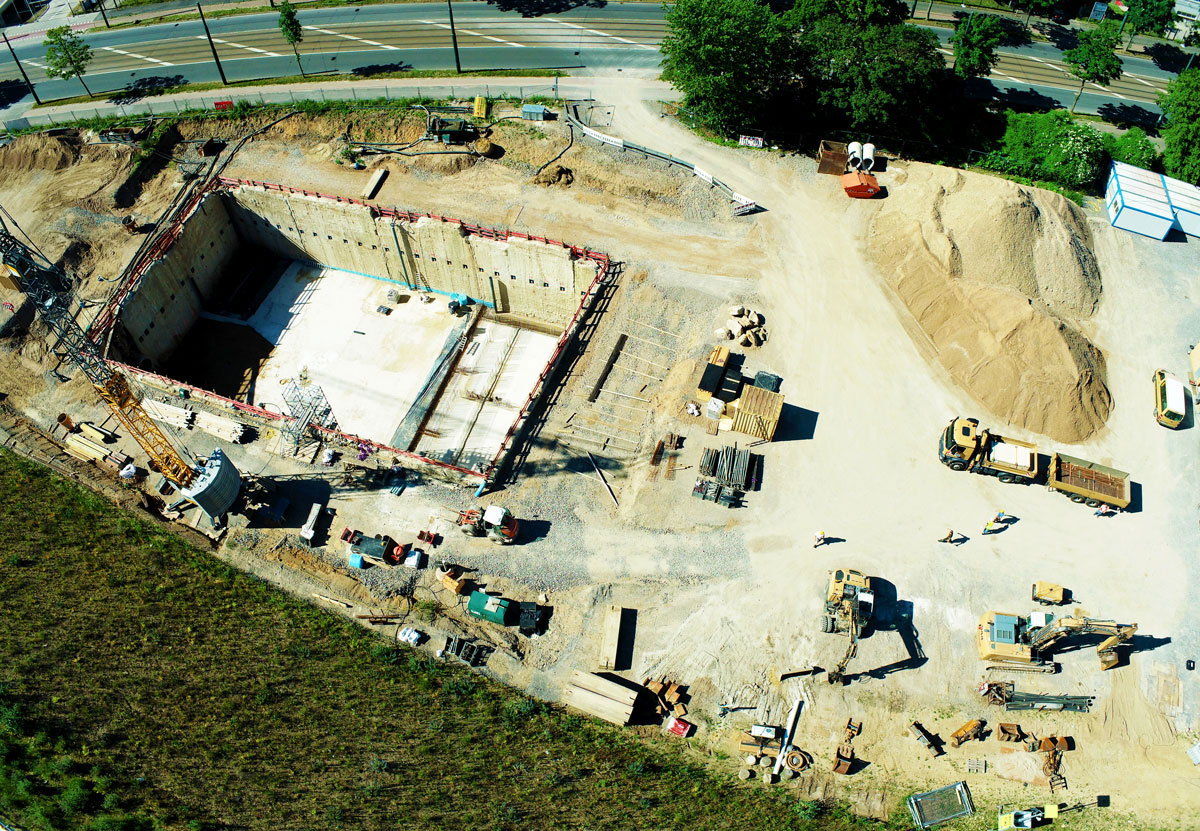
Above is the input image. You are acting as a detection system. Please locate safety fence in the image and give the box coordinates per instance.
[564,101,757,215]
[110,359,487,484]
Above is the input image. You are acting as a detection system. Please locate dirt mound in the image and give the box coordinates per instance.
[0,134,80,174]
[533,164,573,187]
[869,163,1110,442]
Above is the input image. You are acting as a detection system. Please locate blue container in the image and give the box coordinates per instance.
[348,553,364,569]
[522,104,548,121]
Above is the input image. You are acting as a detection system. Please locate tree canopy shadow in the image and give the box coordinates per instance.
[107,74,185,105]
[0,79,29,109]
[997,17,1033,47]
[351,61,415,77]
[484,0,605,17]
[1032,21,1079,51]
[1143,42,1189,73]
[1096,102,1161,128]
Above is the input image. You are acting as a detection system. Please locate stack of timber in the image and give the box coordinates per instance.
[563,671,637,725]
[64,433,110,462]
[194,411,246,443]
[144,399,194,430]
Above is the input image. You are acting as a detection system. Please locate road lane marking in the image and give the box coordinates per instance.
[24,59,48,69]
[303,25,399,50]
[544,17,657,50]
[419,20,525,47]
[195,35,282,58]
[100,45,173,67]
[1129,75,1156,87]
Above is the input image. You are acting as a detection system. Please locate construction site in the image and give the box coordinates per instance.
[1,88,1198,829]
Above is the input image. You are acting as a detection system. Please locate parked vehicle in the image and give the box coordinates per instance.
[1153,369,1186,428]
[1047,453,1130,510]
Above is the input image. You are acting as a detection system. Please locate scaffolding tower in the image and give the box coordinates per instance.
[281,375,338,454]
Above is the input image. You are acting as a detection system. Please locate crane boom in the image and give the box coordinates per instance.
[0,227,197,487]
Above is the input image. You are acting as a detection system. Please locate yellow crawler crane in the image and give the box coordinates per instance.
[1,225,196,487]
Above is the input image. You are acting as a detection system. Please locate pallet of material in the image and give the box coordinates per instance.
[563,671,637,725]
[194,411,246,443]
[739,735,782,758]
[65,432,110,461]
[143,399,194,429]
[598,605,623,670]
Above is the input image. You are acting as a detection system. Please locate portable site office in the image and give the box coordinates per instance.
[1105,161,1200,240]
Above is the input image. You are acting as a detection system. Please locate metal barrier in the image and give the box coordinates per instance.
[563,101,757,215]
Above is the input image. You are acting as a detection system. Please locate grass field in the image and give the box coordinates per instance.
[0,449,904,831]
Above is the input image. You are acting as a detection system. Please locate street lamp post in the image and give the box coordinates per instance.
[197,3,228,86]
[446,0,461,73]
[2,31,40,105]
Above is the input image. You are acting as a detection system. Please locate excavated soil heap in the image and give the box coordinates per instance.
[868,163,1110,443]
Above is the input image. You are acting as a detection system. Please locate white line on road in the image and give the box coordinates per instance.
[24,59,48,69]
[195,35,282,58]
[544,17,657,51]
[1129,75,1157,88]
[100,45,173,67]
[419,20,525,48]
[303,25,399,50]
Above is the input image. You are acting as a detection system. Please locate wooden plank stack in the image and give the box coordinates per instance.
[194,411,246,443]
[563,671,637,725]
[643,676,687,718]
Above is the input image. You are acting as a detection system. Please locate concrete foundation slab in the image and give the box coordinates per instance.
[415,322,558,472]
[247,262,464,445]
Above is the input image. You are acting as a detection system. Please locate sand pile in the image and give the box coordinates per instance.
[0,134,80,174]
[869,164,1110,442]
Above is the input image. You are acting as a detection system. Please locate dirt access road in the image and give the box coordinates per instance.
[572,84,1200,822]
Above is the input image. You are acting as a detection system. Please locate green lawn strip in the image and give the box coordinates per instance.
[0,449,901,830]
[31,68,564,109]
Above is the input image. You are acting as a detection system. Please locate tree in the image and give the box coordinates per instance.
[1158,69,1200,183]
[1063,24,1122,113]
[787,0,909,28]
[796,18,946,133]
[44,26,93,97]
[1119,0,1173,49]
[278,0,305,77]
[661,0,794,133]
[950,13,1006,79]
[1102,126,1158,168]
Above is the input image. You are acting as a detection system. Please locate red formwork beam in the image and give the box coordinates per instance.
[110,360,485,481]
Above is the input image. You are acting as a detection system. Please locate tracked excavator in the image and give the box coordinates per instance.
[977,610,1137,671]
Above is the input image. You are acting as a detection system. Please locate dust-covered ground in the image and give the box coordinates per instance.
[1,88,1198,828]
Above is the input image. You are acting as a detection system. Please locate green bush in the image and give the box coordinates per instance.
[1103,127,1158,169]
[59,776,94,816]
[983,110,1105,190]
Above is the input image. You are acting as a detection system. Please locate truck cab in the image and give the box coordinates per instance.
[938,417,981,471]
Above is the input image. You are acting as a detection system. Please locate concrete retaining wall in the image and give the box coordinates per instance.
[222,187,594,327]
[121,194,236,362]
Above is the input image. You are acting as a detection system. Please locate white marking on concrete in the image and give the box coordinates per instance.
[992,71,1022,83]
[195,35,282,58]
[24,59,48,69]
[419,19,525,47]
[303,25,399,50]
[1129,75,1157,88]
[544,17,657,50]
[100,45,173,67]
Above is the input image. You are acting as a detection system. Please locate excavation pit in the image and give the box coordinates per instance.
[106,179,610,481]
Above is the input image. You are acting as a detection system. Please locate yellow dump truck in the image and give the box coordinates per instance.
[938,417,1040,484]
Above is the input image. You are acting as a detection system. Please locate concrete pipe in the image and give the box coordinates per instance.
[862,143,876,171]
[847,141,862,169]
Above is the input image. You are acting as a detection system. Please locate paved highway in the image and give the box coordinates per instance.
[0,3,1175,117]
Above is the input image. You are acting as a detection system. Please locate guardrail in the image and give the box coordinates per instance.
[563,101,758,215]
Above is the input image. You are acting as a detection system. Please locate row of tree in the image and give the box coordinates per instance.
[660,0,1200,185]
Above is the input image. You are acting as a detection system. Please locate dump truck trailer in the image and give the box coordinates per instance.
[938,418,1040,484]
[1047,453,1130,510]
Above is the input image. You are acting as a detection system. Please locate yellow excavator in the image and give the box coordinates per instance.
[977,610,1137,671]
[823,569,874,684]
